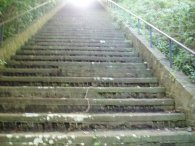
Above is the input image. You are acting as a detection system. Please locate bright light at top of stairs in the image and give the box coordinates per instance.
[68,0,95,8]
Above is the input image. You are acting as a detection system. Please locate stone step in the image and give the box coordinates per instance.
[0,130,194,146]
[35,33,125,38]
[0,86,165,98]
[34,35,124,40]
[0,98,174,113]
[0,113,186,132]
[26,39,130,45]
[24,42,130,48]
[43,26,117,29]
[11,55,142,63]
[40,26,119,28]
[36,30,124,35]
[6,62,148,72]
[16,50,138,57]
[33,35,124,40]
[0,77,158,87]
[21,46,133,52]
[1,67,152,78]
[31,36,125,41]
[6,61,146,68]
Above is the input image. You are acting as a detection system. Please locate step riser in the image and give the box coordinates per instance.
[0,120,186,132]
[11,56,142,63]
[31,37,125,41]
[0,82,157,87]
[21,47,133,52]
[5,62,147,69]
[1,72,152,78]
[0,112,185,132]
[28,40,128,44]
[0,105,174,113]
[0,98,174,112]
[16,51,137,57]
[1,132,194,146]
[0,77,157,87]
[26,42,130,47]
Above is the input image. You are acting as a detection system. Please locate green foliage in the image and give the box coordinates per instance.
[114,0,195,83]
[0,0,47,21]
[0,0,54,42]
[0,59,6,65]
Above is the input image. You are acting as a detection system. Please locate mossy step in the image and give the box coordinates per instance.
[17,50,137,57]
[41,27,119,31]
[35,33,125,37]
[21,46,133,52]
[11,55,142,63]
[0,77,157,87]
[33,35,124,39]
[28,39,129,44]
[36,31,124,36]
[0,87,165,98]
[24,43,130,48]
[31,37,125,41]
[0,130,194,146]
[6,61,147,68]
[34,34,125,39]
[0,112,185,125]
[0,98,174,113]
[39,26,120,29]
[0,98,173,106]
[26,40,130,47]
[0,113,186,132]
[2,67,152,78]
[40,25,119,28]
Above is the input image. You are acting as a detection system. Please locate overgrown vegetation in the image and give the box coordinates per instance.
[0,0,55,41]
[114,0,195,83]
[0,0,57,68]
[0,0,47,22]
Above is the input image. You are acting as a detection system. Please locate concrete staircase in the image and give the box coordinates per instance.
[0,1,194,146]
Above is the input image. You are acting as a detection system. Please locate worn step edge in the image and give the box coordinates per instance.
[16,51,137,57]
[1,67,150,74]
[0,86,165,93]
[12,56,142,62]
[21,46,133,51]
[0,130,194,145]
[28,40,129,44]
[31,37,126,41]
[23,44,130,48]
[6,61,147,67]
[0,77,157,84]
[0,113,185,123]
[0,98,174,106]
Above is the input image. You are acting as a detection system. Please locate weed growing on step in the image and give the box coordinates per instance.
[93,134,101,146]
[0,59,6,65]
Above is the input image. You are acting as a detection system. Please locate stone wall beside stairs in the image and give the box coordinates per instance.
[111,15,195,127]
[0,0,67,69]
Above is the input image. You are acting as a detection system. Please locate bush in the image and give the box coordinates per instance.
[115,0,195,83]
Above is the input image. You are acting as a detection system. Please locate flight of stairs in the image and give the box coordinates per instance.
[0,1,194,146]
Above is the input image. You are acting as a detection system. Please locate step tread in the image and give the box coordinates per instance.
[0,76,158,83]
[0,113,185,122]
[0,130,194,143]
[0,98,174,106]
[0,86,165,92]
